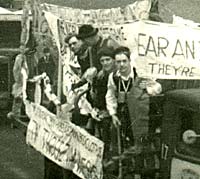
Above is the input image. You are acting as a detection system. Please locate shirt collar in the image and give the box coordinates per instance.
[116,68,134,81]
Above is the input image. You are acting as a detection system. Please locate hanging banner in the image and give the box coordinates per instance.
[43,0,151,25]
[26,101,104,179]
[120,21,200,79]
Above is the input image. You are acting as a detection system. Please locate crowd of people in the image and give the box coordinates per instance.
[7,24,162,179]
[63,24,161,179]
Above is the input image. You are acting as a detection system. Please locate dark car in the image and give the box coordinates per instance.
[161,89,200,179]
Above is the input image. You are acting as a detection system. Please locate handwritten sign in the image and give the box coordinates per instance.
[121,21,200,79]
[25,101,104,179]
[43,0,151,25]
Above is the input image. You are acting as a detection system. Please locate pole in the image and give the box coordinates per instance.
[117,126,122,179]
[21,0,31,46]
[56,53,62,117]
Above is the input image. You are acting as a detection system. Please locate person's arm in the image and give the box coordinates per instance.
[106,73,117,115]
[106,73,121,127]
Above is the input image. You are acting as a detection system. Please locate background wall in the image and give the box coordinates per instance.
[159,0,200,23]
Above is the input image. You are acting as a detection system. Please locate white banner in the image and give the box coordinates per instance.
[43,0,151,25]
[45,10,200,80]
[25,101,104,179]
[121,21,200,79]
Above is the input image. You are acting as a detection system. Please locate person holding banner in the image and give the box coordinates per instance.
[77,24,119,71]
[64,33,95,129]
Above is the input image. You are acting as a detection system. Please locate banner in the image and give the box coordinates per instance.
[46,16,200,81]
[43,0,151,25]
[120,21,200,79]
[26,101,104,179]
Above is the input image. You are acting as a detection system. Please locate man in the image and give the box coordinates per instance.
[106,46,137,145]
[106,46,152,149]
[38,47,62,179]
[77,24,119,71]
[93,47,115,160]
[65,33,90,74]
[64,33,94,125]
[63,33,93,179]
[106,46,161,178]
[7,44,29,126]
[38,47,55,85]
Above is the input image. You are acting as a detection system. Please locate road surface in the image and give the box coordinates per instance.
[0,117,44,179]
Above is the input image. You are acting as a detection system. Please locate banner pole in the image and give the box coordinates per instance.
[56,52,62,117]
[20,0,31,45]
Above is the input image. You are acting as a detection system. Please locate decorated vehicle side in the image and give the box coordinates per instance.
[161,89,200,179]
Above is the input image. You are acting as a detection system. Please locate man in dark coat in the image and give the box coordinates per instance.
[38,47,62,179]
[38,47,55,85]
[65,33,90,75]
[77,24,119,72]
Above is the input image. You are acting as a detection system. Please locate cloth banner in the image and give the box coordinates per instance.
[43,0,151,25]
[44,4,200,80]
[120,21,200,79]
[25,101,104,179]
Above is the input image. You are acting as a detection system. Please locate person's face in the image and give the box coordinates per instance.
[68,36,82,54]
[115,53,131,74]
[45,52,50,57]
[100,56,114,72]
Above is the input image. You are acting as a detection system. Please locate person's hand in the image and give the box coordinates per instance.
[138,79,147,90]
[111,114,121,128]
[91,108,101,121]
[82,67,97,83]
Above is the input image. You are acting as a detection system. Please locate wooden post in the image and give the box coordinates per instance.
[20,0,31,45]
[56,53,62,117]
[117,126,123,179]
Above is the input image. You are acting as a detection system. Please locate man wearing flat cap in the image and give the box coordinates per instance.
[78,24,119,71]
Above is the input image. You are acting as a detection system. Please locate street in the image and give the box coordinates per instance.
[0,116,44,179]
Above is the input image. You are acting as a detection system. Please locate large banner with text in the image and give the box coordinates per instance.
[25,101,104,179]
[44,12,200,80]
[122,21,200,79]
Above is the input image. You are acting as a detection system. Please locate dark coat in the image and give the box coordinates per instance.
[38,55,55,84]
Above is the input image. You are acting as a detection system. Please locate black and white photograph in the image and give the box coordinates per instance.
[0,0,200,179]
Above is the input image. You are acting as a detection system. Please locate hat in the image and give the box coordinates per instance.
[77,24,98,39]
